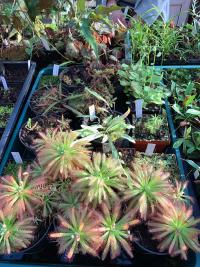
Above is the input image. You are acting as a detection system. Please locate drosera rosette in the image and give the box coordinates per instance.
[0,166,46,218]
[74,152,126,207]
[123,163,174,220]
[148,203,200,260]
[98,202,140,260]
[0,210,36,255]
[34,130,91,181]
[49,206,102,261]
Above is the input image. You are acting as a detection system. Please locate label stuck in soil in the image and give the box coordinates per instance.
[194,170,200,179]
[53,64,60,76]
[0,76,8,90]
[89,105,96,121]
[28,60,31,70]
[145,143,156,156]
[135,99,143,118]
[11,152,23,164]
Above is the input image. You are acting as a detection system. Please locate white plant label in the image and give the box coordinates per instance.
[123,6,129,17]
[53,64,59,76]
[41,37,50,51]
[89,105,96,121]
[0,76,8,90]
[194,170,200,179]
[11,152,23,164]
[135,99,143,118]
[28,60,31,70]
[145,143,156,156]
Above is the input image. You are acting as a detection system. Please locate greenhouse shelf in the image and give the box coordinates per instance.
[0,61,36,163]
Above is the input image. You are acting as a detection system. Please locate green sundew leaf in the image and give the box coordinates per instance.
[94,5,121,16]
[187,147,196,154]
[77,0,86,13]
[185,160,200,171]
[62,104,84,117]
[173,138,184,149]
[80,18,98,57]
[85,87,109,107]
[122,134,135,143]
[186,109,200,116]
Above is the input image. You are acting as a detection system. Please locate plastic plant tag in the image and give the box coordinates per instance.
[0,76,8,90]
[135,99,143,118]
[40,37,50,51]
[89,105,96,121]
[124,6,129,17]
[102,143,111,153]
[145,143,156,156]
[53,64,59,76]
[194,170,200,179]
[11,152,23,164]
[28,60,31,70]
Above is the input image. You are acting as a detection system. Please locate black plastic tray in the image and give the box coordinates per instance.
[0,61,36,163]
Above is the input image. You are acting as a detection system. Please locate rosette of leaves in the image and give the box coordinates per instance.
[74,153,125,207]
[50,206,102,260]
[148,203,200,259]
[77,109,134,158]
[0,210,36,254]
[0,167,45,218]
[98,203,140,260]
[35,130,91,180]
[118,62,170,107]
[123,163,173,220]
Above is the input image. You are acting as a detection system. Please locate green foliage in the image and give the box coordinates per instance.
[173,127,200,159]
[0,106,13,128]
[148,203,200,259]
[118,62,170,106]
[98,203,139,260]
[144,115,164,135]
[0,210,35,254]
[77,109,134,158]
[74,153,125,207]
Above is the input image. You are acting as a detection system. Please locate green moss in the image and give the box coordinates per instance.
[39,75,60,87]
[4,162,28,178]
[0,106,13,127]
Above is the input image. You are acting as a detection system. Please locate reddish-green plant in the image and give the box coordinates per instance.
[172,181,192,205]
[148,203,200,259]
[0,210,35,254]
[123,164,173,220]
[98,203,140,260]
[0,167,44,218]
[49,206,102,260]
[35,130,91,180]
[74,153,125,207]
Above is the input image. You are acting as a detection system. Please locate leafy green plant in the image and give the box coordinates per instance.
[173,127,200,159]
[74,153,125,207]
[118,62,169,107]
[0,106,13,128]
[123,163,173,220]
[35,130,91,180]
[0,210,35,254]
[50,206,102,260]
[144,115,164,135]
[98,203,140,260]
[77,109,134,158]
[148,203,200,259]
[0,167,44,218]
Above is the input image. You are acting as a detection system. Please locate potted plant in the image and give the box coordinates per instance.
[132,113,170,152]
